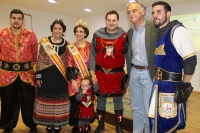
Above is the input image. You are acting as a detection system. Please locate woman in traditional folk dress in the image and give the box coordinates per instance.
[66,18,91,133]
[33,19,70,133]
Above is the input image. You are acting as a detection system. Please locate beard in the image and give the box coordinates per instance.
[154,15,167,27]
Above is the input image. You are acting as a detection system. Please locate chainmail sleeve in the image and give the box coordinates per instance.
[89,34,97,71]
[183,55,197,75]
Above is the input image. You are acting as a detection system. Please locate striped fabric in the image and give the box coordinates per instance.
[33,93,70,126]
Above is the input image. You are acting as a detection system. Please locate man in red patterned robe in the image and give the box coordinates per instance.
[0,9,38,133]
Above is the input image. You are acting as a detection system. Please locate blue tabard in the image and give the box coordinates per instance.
[149,23,186,133]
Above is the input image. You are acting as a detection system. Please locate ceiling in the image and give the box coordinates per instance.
[0,0,193,18]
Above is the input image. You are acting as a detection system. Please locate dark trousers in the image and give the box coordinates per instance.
[0,76,36,130]
[69,95,80,126]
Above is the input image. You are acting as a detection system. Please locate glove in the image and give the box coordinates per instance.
[174,82,193,103]
[66,67,77,81]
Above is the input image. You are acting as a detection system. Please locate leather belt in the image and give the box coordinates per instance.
[95,65,124,74]
[0,60,32,71]
[132,64,149,70]
[155,67,182,82]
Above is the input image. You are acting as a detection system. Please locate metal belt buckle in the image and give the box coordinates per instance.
[156,68,162,80]
[102,68,112,74]
[13,64,20,70]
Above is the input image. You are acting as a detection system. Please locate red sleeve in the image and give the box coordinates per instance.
[66,46,75,67]
[31,31,38,65]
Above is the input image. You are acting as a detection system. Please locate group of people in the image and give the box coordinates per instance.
[0,1,197,133]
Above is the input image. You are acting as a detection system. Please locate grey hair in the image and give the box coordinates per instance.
[126,2,146,12]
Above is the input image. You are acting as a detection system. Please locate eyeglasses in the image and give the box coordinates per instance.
[81,84,90,88]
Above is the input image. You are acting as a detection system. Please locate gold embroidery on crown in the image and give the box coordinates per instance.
[75,18,87,28]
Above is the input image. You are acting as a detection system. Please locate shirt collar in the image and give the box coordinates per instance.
[132,20,146,31]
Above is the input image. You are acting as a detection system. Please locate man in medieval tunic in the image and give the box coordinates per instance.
[90,10,128,133]
[148,1,197,133]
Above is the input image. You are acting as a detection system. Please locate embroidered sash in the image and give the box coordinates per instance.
[40,37,67,81]
[67,43,89,78]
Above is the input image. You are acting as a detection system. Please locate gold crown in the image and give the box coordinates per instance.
[75,18,87,28]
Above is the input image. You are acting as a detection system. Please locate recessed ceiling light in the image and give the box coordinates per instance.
[48,0,57,3]
[84,9,92,12]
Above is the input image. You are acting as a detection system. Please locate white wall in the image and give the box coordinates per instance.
[83,11,131,42]
[0,3,77,43]
[0,1,200,92]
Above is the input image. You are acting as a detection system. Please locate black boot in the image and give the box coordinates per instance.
[94,109,105,133]
[84,125,90,133]
[54,127,61,133]
[115,110,124,133]
[88,125,91,131]
[71,125,78,133]
[3,128,13,133]
[77,126,83,133]
[30,126,37,133]
[46,126,53,133]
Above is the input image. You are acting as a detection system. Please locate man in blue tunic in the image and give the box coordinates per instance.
[148,1,197,133]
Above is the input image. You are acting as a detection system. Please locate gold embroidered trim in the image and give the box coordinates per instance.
[82,101,92,108]
[89,70,95,77]
[67,43,90,78]
[183,52,196,60]
[155,44,166,55]
[159,92,177,119]
[166,104,181,133]
[154,84,158,133]
[181,103,186,122]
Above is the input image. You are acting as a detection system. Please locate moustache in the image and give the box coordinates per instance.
[14,22,19,25]
[154,18,159,20]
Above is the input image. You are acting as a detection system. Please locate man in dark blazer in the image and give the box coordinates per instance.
[126,1,158,133]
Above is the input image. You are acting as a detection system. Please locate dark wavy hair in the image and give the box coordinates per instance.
[152,1,171,12]
[10,9,24,19]
[74,25,89,38]
[50,18,66,35]
[105,10,119,20]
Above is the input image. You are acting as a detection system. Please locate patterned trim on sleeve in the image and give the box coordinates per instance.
[183,52,196,60]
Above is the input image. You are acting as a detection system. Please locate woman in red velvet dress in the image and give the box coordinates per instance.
[66,18,91,133]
